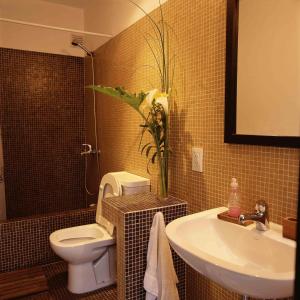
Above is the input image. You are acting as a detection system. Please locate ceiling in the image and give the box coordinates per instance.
[42,0,90,8]
[0,0,168,56]
[42,0,157,9]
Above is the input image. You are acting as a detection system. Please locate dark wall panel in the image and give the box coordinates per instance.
[0,208,96,273]
[0,48,85,218]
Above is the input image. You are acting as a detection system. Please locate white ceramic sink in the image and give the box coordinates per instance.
[166,207,296,299]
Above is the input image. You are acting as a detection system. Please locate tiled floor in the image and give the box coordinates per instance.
[20,262,117,300]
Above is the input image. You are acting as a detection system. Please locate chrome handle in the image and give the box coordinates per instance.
[80,144,100,156]
[239,200,269,231]
[81,144,92,155]
[255,200,267,214]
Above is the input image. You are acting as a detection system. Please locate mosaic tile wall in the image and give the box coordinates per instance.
[0,48,85,218]
[90,0,300,299]
[0,208,96,273]
[102,192,187,300]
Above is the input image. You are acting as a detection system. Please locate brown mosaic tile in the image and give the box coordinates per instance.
[103,192,187,300]
[104,192,186,213]
[0,208,96,273]
[88,0,300,299]
[0,47,85,219]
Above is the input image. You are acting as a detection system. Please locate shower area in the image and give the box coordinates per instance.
[0,48,84,219]
[0,0,110,220]
[0,0,163,222]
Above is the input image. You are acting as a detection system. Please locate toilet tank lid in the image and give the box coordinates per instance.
[111,171,150,187]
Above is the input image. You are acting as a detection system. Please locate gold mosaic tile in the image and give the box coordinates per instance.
[89,0,299,299]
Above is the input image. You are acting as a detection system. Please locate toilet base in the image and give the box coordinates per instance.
[67,252,116,294]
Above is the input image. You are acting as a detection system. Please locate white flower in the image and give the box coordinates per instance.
[155,95,168,114]
[140,89,169,115]
[145,89,158,108]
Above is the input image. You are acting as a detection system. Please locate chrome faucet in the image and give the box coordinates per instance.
[239,200,269,231]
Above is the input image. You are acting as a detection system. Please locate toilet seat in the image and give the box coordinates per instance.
[49,223,115,268]
[96,172,122,225]
[50,224,114,248]
[99,172,122,198]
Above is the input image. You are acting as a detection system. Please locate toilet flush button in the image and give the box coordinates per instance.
[192,147,203,172]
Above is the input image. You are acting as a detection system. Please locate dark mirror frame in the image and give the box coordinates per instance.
[294,174,300,297]
[224,0,300,148]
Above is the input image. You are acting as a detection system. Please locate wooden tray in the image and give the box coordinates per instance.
[283,217,297,241]
[0,266,48,299]
[217,210,253,226]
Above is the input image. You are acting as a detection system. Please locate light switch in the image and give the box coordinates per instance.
[192,147,203,172]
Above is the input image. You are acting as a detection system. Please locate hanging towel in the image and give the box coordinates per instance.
[144,212,179,300]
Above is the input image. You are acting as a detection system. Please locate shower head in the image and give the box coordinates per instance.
[72,40,94,57]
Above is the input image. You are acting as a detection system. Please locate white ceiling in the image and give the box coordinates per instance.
[42,0,162,9]
[0,0,168,56]
[42,0,91,8]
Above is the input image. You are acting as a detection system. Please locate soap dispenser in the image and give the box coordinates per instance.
[227,178,241,217]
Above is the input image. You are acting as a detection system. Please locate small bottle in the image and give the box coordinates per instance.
[227,178,241,217]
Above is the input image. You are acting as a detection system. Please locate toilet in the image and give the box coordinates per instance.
[49,171,150,294]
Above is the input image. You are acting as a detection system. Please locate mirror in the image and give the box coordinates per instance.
[225,0,300,148]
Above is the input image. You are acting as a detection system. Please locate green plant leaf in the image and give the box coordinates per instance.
[138,126,147,150]
[141,142,151,155]
[138,113,151,150]
[151,152,157,164]
[145,145,154,157]
[88,85,144,111]
[147,157,155,174]
[159,133,165,145]
[136,91,147,103]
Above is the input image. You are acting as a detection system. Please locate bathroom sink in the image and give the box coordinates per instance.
[166,207,296,299]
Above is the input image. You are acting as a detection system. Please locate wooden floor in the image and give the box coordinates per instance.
[0,266,48,299]
[14,262,117,300]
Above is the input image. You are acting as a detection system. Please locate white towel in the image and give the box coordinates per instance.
[144,212,179,300]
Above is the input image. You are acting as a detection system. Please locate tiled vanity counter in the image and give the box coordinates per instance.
[102,192,187,300]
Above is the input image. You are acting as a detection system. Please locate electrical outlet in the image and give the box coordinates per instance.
[192,147,203,172]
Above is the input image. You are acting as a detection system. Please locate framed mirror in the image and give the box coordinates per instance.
[225,0,300,148]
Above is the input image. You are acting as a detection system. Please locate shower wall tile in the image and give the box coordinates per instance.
[0,48,85,218]
[0,208,96,273]
[90,0,300,299]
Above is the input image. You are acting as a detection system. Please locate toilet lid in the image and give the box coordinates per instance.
[95,173,122,224]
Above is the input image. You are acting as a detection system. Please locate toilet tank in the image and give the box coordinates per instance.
[116,172,150,195]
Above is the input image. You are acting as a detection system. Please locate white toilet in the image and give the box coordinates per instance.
[49,171,150,294]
